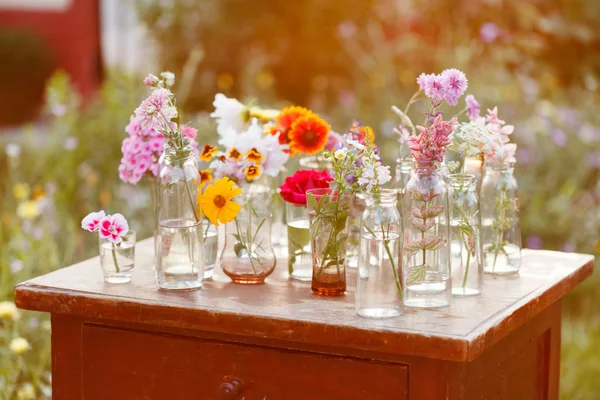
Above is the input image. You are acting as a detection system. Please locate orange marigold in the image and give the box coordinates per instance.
[288,114,331,156]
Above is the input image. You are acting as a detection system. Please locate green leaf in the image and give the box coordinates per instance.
[307,193,318,211]
[422,206,444,219]
[404,236,446,254]
[407,264,428,286]
[233,242,246,257]
[411,190,425,202]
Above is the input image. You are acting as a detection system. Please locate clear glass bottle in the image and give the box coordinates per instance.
[156,145,204,290]
[464,155,484,194]
[481,161,522,275]
[447,174,483,297]
[307,188,352,296]
[402,164,451,308]
[356,190,403,318]
[99,231,136,283]
[393,158,413,218]
[286,202,312,281]
[201,217,218,279]
[346,193,366,269]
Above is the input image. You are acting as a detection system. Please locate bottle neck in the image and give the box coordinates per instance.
[365,189,397,207]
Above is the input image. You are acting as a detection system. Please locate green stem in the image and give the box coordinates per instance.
[369,221,403,298]
[315,196,343,279]
[492,189,506,270]
[111,244,120,273]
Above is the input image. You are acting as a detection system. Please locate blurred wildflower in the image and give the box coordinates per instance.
[338,90,356,108]
[10,337,31,354]
[12,183,30,200]
[42,320,51,331]
[562,243,575,253]
[337,20,357,38]
[217,72,234,90]
[33,227,44,240]
[586,152,600,169]
[16,383,36,400]
[255,70,274,89]
[480,22,501,43]
[9,259,24,274]
[526,236,543,249]
[578,124,600,143]
[31,185,46,200]
[465,94,480,121]
[50,103,67,117]
[516,148,533,164]
[5,143,21,158]
[0,301,20,320]
[551,127,567,147]
[29,317,40,329]
[325,131,343,151]
[62,136,79,150]
[17,201,40,220]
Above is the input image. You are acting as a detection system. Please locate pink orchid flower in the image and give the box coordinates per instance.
[99,214,130,244]
[81,211,106,232]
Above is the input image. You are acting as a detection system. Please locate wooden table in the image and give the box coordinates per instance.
[15,239,594,400]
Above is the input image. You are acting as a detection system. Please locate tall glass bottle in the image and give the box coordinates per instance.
[356,190,403,318]
[156,145,204,290]
[402,163,451,308]
[393,158,413,217]
[346,193,366,269]
[481,161,522,275]
[447,174,483,297]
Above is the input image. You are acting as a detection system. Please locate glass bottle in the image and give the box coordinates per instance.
[402,163,451,308]
[156,145,204,290]
[286,202,312,281]
[481,161,522,275]
[346,193,366,269]
[464,155,485,194]
[220,188,277,284]
[393,158,413,216]
[201,217,218,279]
[306,188,352,296]
[356,190,403,318]
[447,174,483,297]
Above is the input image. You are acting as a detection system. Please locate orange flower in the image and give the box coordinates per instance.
[200,144,217,161]
[228,147,242,161]
[288,114,331,155]
[245,165,261,180]
[245,147,264,163]
[273,106,313,144]
[218,154,227,163]
[200,169,213,185]
[349,121,376,146]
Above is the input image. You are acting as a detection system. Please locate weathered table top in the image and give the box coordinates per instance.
[15,238,594,362]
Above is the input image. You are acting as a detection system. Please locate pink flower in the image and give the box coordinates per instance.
[325,131,343,150]
[417,73,444,100]
[441,69,468,106]
[480,22,501,43]
[134,88,177,130]
[81,211,106,232]
[394,125,410,145]
[143,74,159,87]
[408,115,455,165]
[465,94,480,121]
[99,214,129,244]
[486,107,504,125]
[182,125,197,139]
[125,116,142,136]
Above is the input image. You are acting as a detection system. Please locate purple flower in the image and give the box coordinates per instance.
[325,131,343,151]
[526,236,543,249]
[143,74,159,87]
[561,242,575,253]
[480,22,501,43]
[440,69,468,106]
[62,136,79,150]
[9,259,24,274]
[578,124,600,143]
[465,94,480,121]
[516,148,533,164]
[551,128,567,147]
[394,125,410,145]
[587,151,600,168]
[417,73,444,101]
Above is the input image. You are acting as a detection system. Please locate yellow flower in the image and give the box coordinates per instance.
[12,183,30,200]
[199,169,213,185]
[0,301,20,320]
[17,200,40,220]
[249,105,278,121]
[200,144,217,162]
[245,165,261,181]
[245,148,264,163]
[198,178,242,226]
[227,147,242,161]
[16,383,36,400]
[10,337,30,354]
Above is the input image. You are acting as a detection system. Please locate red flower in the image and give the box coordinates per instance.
[279,169,333,206]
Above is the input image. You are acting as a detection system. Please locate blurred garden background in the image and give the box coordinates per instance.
[0,0,599,398]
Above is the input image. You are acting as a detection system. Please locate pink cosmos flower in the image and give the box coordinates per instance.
[144,74,159,87]
[441,69,468,106]
[408,115,455,166]
[394,125,411,145]
[81,210,106,232]
[417,73,444,100]
[465,94,480,121]
[99,214,130,244]
[134,88,177,131]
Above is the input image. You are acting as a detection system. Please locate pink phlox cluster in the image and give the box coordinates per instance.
[417,69,468,106]
[408,115,456,165]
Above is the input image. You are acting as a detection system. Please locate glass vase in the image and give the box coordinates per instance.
[464,155,484,194]
[356,190,403,318]
[447,174,483,297]
[156,146,204,290]
[306,188,352,296]
[299,155,332,171]
[99,231,136,283]
[481,161,522,275]
[286,202,312,281]
[201,218,218,279]
[220,207,276,284]
[402,164,451,308]
[346,193,366,269]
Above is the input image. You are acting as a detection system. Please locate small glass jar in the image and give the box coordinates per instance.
[156,145,204,290]
[99,231,136,283]
[286,202,312,281]
[356,190,403,318]
[402,163,451,308]
[346,193,366,269]
[307,188,352,296]
[464,155,484,194]
[220,209,277,284]
[447,174,483,297]
[201,218,218,279]
[481,161,522,275]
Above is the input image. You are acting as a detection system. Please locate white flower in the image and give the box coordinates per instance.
[160,71,175,87]
[346,138,365,150]
[10,337,30,354]
[6,143,21,158]
[334,149,347,159]
[0,301,20,320]
[260,133,289,177]
[376,165,391,185]
[210,94,247,136]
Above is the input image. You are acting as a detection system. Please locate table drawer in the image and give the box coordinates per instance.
[81,324,408,400]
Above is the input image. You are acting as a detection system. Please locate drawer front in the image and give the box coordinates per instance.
[81,324,408,400]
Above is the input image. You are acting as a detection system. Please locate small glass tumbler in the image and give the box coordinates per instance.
[286,202,312,281]
[99,231,136,283]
